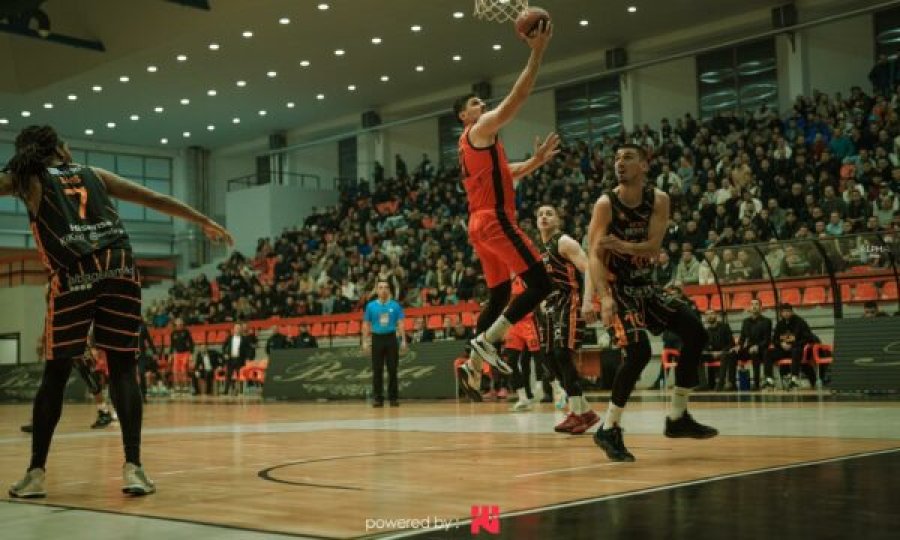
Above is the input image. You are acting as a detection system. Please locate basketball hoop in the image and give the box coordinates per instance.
[474,0,529,23]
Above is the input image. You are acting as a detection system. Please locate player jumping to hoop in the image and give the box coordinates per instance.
[453,18,558,389]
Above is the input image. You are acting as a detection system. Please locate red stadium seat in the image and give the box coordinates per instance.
[661,348,679,388]
[883,281,898,301]
[779,288,801,306]
[802,286,827,306]
[709,295,722,311]
[403,318,415,332]
[310,323,327,337]
[854,283,878,302]
[462,312,477,328]
[426,315,443,330]
[839,284,852,303]
[347,320,361,336]
[731,292,753,311]
[690,295,708,311]
[757,290,776,309]
[333,322,349,337]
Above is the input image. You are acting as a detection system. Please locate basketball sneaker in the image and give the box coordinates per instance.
[91,410,113,429]
[122,463,155,496]
[510,398,533,412]
[20,424,32,433]
[482,390,497,401]
[554,412,582,433]
[9,468,46,498]
[570,410,600,435]
[497,388,508,400]
[593,425,635,462]
[664,412,719,439]
[457,364,482,402]
[786,377,800,390]
[762,378,776,390]
[551,381,567,410]
[470,335,512,375]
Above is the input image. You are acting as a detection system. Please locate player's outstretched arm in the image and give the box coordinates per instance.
[93,167,233,246]
[597,190,669,259]
[472,20,552,140]
[510,132,560,181]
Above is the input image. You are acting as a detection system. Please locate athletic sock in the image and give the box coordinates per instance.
[516,388,528,402]
[484,316,512,344]
[668,386,691,420]
[602,403,623,430]
[568,396,584,415]
[580,395,591,411]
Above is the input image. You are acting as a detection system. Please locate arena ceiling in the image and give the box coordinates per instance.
[0,0,878,150]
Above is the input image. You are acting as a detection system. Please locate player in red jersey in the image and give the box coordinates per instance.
[452,20,558,391]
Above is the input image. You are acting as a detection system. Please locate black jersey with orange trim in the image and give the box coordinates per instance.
[458,125,516,215]
[605,186,656,289]
[29,164,130,274]
[541,231,580,307]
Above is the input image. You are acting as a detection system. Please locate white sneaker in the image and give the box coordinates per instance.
[469,335,512,375]
[531,382,545,403]
[9,468,46,498]
[551,382,568,411]
[122,463,156,496]
[510,399,533,412]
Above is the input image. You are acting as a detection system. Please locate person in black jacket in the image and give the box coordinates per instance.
[266,327,293,355]
[293,325,319,348]
[729,299,772,390]
[192,343,222,395]
[222,323,254,395]
[764,303,816,389]
[700,310,733,390]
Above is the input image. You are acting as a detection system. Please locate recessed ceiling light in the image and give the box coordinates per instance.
[453,11,464,19]
[0,118,8,125]
[119,76,129,83]
[207,125,215,131]
[129,114,139,121]
[183,131,191,138]
[318,3,329,10]
[267,71,277,78]
[106,122,116,128]
[258,110,267,116]
[452,54,462,61]
[627,6,637,13]
[580,19,589,26]
[415,65,424,72]
[147,65,158,72]
[348,84,356,91]
[84,129,93,135]
[316,94,324,100]
[371,37,382,44]
[242,30,253,38]
[92,85,102,92]
[236,80,247,87]
[411,24,421,32]
[278,17,290,24]
[380,75,389,82]
[232,117,240,124]
[67,94,77,101]
[43,102,53,109]
[334,49,345,56]
[300,60,310,67]
[160,138,168,144]
[180,98,190,105]
[287,101,296,108]
[21,110,31,117]
[492,44,502,50]
[207,89,217,96]
[176,54,187,62]
[209,43,220,51]
[154,106,164,113]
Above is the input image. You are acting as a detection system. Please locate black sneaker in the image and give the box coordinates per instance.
[786,378,800,390]
[91,410,113,429]
[20,424,32,433]
[457,365,482,402]
[593,424,635,462]
[664,412,718,439]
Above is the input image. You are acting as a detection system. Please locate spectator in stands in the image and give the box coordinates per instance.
[192,343,221,396]
[782,245,811,277]
[293,325,318,348]
[222,323,254,396]
[653,249,676,287]
[730,298,772,391]
[700,310,733,391]
[674,247,700,285]
[862,300,888,318]
[409,318,435,343]
[169,318,194,394]
[266,327,292,355]
[764,303,816,390]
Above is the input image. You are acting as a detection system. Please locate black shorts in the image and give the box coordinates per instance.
[608,286,687,347]
[44,248,142,360]
[543,293,584,352]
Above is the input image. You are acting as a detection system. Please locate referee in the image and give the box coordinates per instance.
[362,280,407,407]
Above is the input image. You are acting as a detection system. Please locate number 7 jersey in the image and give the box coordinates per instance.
[29,164,131,273]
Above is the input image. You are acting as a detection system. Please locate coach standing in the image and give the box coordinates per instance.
[362,280,407,407]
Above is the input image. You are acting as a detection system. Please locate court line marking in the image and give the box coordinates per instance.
[514,462,622,478]
[375,446,900,540]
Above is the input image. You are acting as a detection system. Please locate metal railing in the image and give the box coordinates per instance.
[225,172,331,192]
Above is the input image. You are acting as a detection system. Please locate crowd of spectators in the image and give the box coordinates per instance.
[148,81,900,327]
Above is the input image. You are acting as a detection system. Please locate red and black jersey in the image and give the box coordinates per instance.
[458,125,516,216]
[29,164,130,274]
[605,186,656,289]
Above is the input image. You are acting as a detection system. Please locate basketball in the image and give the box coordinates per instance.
[515,6,550,39]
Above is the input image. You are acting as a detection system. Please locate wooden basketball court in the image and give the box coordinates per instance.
[2,395,899,539]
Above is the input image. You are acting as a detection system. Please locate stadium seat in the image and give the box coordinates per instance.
[883,281,898,301]
[731,292,753,311]
[757,290,776,309]
[854,283,878,302]
[709,295,722,311]
[190,330,206,345]
[462,312,477,328]
[426,314,443,330]
[347,320,361,336]
[690,295,708,311]
[779,288,801,306]
[839,284,852,303]
[403,318,415,332]
[661,348,679,389]
[310,323,327,337]
[333,322,349,337]
[802,286,827,306]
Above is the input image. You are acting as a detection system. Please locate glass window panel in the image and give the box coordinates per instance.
[0,142,14,163]
[145,157,170,178]
[0,197,16,213]
[117,200,144,221]
[86,152,115,170]
[69,149,87,165]
[438,113,464,170]
[116,155,143,177]
[145,178,171,196]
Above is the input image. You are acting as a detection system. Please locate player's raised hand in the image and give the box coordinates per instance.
[525,19,552,52]
[201,218,234,246]
[534,132,561,165]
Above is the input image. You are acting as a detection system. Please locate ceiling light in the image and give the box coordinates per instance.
[287,101,296,108]
[21,111,31,117]
[453,11,464,19]
[279,17,290,24]
[84,129,93,135]
[300,60,310,67]
[129,114,139,121]
[106,122,116,128]
[580,19,589,26]
[380,75,389,82]
[415,65,424,72]
[492,44,502,50]
[318,3,329,10]
[92,85,102,92]
[209,43,220,51]
[207,125,215,131]
[160,138,168,144]
[334,49,345,56]
[267,71,277,78]
[348,84,356,91]
[0,118,8,125]
[67,94,77,101]
[236,80,247,87]
[242,30,253,38]
[371,37,382,44]
[316,94,324,100]
[452,54,462,61]
[180,98,190,105]
[154,106,164,113]
[176,54,187,62]
[119,75,129,83]
[43,102,53,109]
[258,110,267,116]
[207,89,217,96]
[411,24,421,32]
[232,117,240,124]
[183,131,191,138]
[147,65,158,72]
[627,6,637,13]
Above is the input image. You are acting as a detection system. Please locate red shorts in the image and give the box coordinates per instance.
[504,317,541,352]
[172,352,192,373]
[469,210,541,288]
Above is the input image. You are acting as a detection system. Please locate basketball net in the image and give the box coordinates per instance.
[473,0,529,23]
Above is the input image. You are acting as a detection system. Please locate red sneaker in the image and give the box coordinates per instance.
[497,388,508,400]
[570,410,600,435]
[482,390,496,401]
[554,413,582,433]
